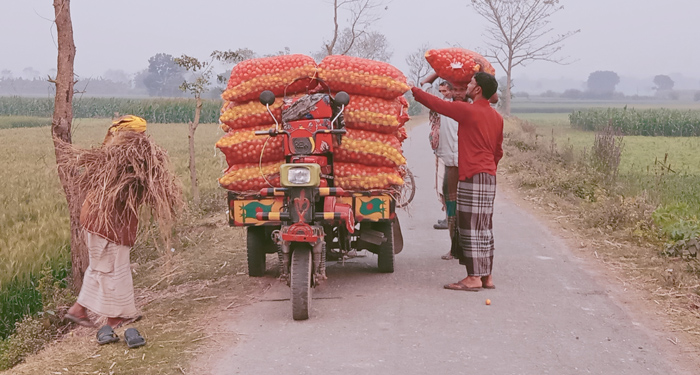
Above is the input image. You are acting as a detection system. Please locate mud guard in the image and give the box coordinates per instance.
[392,216,404,254]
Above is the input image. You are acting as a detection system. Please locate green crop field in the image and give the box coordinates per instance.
[515,112,700,176]
[0,97,223,124]
[515,107,700,242]
[510,98,700,113]
[0,118,229,339]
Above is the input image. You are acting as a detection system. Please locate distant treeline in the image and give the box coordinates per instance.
[570,107,700,136]
[0,96,222,124]
[0,77,142,98]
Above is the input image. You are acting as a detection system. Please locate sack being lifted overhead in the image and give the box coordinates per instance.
[425,48,496,85]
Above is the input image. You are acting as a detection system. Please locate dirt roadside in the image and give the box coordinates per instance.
[4,114,699,373]
[496,174,700,371]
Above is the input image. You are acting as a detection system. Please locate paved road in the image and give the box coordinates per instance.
[200,123,691,375]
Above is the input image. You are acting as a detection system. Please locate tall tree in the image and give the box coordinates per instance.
[315,28,392,62]
[175,49,252,205]
[470,0,580,115]
[405,43,432,85]
[653,74,674,91]
[316,0,389,60]
[586,70,619,97]
[143,53,185,97]
[49,0,88,292]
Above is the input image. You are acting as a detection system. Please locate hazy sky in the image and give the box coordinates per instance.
[2,0,699,88]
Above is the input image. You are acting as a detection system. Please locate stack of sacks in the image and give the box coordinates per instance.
[217,54,317,192]
[318,55,410,190]
[424,48,496,85]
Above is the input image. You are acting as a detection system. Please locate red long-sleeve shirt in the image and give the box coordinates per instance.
[412,87,504,180]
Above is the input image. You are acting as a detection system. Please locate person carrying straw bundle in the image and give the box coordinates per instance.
[60,115,183,345]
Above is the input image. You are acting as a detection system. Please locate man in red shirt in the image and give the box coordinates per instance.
[411,72,503,291]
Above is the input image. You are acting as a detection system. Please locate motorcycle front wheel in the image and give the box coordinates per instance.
[290,243,313,320]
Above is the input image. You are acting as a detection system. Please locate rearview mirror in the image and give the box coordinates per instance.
[259,90,276,106]
[334,91,350,106]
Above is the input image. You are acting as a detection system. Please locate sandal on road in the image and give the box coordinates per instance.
[444,282,481,292]
[64,313,95,328]
[96,325,119,345]
[124,328,146,349]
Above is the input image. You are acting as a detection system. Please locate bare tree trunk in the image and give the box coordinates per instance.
[326,0,340,55]
[504,66,512,116]
[51,0,87,293]
[188,96,202,205]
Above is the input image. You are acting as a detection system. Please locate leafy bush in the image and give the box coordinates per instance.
[0,267,73,370]
[653,202,700,242]
[582,193,656,235]
[590,125,624,181]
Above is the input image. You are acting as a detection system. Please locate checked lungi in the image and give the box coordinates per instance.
[450,173,497,276]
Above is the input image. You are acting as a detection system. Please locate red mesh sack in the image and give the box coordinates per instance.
[334,162,403,190]
[222,54,318,102]
[396,96,410,125]
[318,55,409,100]
[395,126,408,143]
[425,48,496,85]
[219,98,283,129]
[335,129,405,168]
[216,125,284,166]
[219,161,282,192]
[344,95,404,134]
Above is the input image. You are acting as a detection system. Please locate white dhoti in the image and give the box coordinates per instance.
[436,155,446,208]
[77,231,138,318]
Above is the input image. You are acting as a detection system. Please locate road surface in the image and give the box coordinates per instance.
[195,123,694,375]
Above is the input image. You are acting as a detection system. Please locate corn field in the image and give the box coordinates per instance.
[569,107,700,136]
[0,97,222,124]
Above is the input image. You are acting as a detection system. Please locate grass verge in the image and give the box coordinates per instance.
[500,115,700,350]
[3,199,267,374]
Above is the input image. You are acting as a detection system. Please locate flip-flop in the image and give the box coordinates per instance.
[443,283,480,292]
[482,285,496,289]
[96,325,119,345]
[441,254,454,260]
[64,313,95,328]
[124,328,146,349]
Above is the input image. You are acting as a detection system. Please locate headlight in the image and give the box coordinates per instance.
[280,163,321,187]
[287,167,311,184]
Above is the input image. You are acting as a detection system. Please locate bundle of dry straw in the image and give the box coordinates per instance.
[57,131,184,244]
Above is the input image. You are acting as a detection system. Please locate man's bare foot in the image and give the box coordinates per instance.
[107,317,124,328]
[107,315,143,328]
[458,275,482,288]
[481,275,495,289]
[67,303,87,318]
[65,303,95,327]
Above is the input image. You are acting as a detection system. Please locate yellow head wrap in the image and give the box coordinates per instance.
[109,115,147,134]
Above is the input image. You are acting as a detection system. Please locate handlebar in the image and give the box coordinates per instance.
[254,128,346,137]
